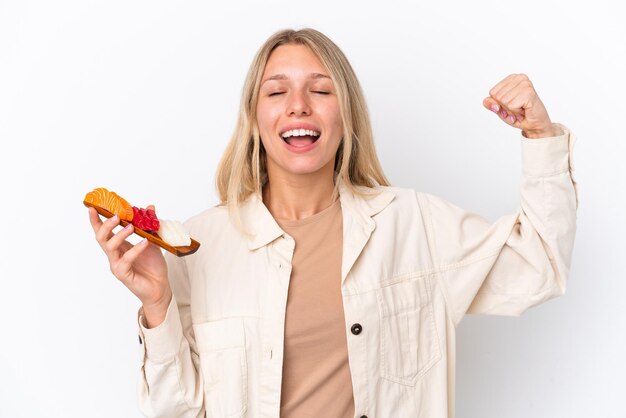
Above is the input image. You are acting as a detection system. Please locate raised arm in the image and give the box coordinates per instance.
[420,75,578,325]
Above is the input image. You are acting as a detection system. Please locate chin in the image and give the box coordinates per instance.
[276,157,335,177]
[286,164,327,176]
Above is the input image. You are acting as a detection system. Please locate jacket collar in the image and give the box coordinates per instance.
[338,183,395,219]
[338,183,394,282]
[240,182,395,251]
[239,192,284,250]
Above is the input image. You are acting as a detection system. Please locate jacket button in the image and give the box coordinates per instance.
[351,323,363,335]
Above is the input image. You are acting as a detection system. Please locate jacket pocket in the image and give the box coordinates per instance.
[377,274,441,386]
[193,318,248,418]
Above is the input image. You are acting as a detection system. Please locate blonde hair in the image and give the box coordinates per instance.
[216,28,389,210]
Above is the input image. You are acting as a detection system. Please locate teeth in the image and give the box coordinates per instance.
[281,129,321,139]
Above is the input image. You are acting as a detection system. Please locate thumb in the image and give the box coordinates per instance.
[482,97,500,113]
[146,204,156,211]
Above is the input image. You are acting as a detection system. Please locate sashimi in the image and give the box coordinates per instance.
[84,187,200,255]
[84,187,134,221]
[132,206,160,231]
[157,220,191,247]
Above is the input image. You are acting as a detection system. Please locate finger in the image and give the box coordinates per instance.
[487,75,526,120]
[496,77,527,109]
[490,100,523,126]
[95,214,120,246]
[146,204,155,211]
[492,80,530,122]
[88,207,103,234]
[496,80,534,125]
[483,96,516,124]
[489,74,531,116]
[482,97,500,113]
[502,82,536,113]
[497,107,516,125]
[488,74,517,99]
[499,77,533,110]
[114,239,150,283]
[506,113,520,126]
[496,101,521,124]
[105,223,136,255]
[500,106,524,126]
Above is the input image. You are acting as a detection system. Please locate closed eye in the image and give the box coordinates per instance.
[313,91,330,95]
[268,92,285,97]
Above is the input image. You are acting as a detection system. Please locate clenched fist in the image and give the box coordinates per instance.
[483,74,558,139]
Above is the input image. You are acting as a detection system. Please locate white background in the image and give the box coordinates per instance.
[1,1,624,417]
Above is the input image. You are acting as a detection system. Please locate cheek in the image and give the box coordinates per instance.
[256,114,270,136]
[327,106,343,140]
[256,102,280,135]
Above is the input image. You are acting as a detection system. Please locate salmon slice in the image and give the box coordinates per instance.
[84,187,134,221]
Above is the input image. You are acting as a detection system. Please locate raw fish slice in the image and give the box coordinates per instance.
[84,187,134,221]
[132,206,160,231]
[157,219,191,247]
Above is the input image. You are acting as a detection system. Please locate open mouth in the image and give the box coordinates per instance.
[280,128,321,148]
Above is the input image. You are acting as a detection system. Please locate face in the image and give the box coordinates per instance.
[256,44,343,181]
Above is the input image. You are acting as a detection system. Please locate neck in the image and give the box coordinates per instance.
[262,162,336,221]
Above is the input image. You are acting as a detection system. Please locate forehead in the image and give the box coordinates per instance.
[262,44,328,78]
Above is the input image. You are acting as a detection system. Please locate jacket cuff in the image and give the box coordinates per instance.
[521,123,573,177]
[137,295,183,364]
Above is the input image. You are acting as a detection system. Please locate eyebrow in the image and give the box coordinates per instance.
[261,72,331,84]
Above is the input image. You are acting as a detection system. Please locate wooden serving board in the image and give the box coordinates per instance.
[84,201,200,257]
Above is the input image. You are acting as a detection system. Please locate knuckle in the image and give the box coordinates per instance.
[104,240,115,254]
[97,237,109,249]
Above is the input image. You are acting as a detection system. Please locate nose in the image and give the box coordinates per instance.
[286,89,311,117]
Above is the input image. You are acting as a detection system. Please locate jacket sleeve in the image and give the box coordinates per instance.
[137,251,205,417]
[418,123,578,326]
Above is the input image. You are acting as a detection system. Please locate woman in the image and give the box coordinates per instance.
[88,28,578,418]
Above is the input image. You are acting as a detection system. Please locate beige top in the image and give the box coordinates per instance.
[275,199,354,418]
